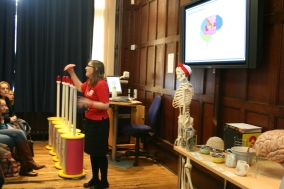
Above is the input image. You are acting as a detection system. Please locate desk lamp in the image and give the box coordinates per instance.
[120,71,129,84]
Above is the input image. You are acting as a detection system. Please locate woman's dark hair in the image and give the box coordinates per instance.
[88,60,105,87]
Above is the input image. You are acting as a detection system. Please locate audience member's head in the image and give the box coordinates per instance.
[0,81,10,99]
[0,99,8,114]
[7,90,14,105]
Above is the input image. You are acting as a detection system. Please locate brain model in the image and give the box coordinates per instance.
[206,136,224,150]
[255,130,284,162]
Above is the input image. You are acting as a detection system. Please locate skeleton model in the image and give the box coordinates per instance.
[172,63,194,189]
[172,63,194,146]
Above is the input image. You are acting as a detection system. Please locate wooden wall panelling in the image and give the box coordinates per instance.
[118,1,134,93]
[139,47,147,85]
[246,111,270,130]
[276,116,284,129]
[135,0,143,5]
[134,6,141,44]
[221,106,241,127]
[201,102,214,144]
[150,139,179,173]
[190,62,215,145]
[121,49,131,78]
[204,69,215,94]
[217,3,284,138]
[174,41,179,81]
[220,97,282,133]
[190,69,205,94]
[190,100,201,144]
[280,23,284,106]
[137,89,145,102]
[122,9,132,46]
[263,0,282,14]
[191,161,225,189]
[180,0,191,7]
[161,94,175,143]
[223,69,248,100]
[222,99,265,114]
[119,8,132,75]
[157,0,167,39]
[146,46,155,86]
[132,49,140,85]
[141,4,149,43]
[166,0,179,37]
[118,6,132,76]
[221,99,272,133]
[155,44,165,88]
[119,0,219,179]
[213,69,221,136]
[164,42,176,89]
[173,102,180,144]
[149,0,157,41]
[247,24,280,104]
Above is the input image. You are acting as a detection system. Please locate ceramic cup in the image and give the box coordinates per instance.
[235,160,250,176]
[225,152,236,168]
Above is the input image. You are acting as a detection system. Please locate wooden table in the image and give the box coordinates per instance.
[174,146,284,189]
[109,100,143,161]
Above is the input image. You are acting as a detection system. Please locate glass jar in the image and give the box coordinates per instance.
[186,128,197,152]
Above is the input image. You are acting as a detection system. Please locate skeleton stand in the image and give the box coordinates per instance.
[173,69,194,189]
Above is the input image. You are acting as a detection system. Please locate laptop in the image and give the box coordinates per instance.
[111,96,131,102]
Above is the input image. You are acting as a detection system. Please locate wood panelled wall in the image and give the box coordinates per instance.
[117,0,215,174]
[117,0,284,176]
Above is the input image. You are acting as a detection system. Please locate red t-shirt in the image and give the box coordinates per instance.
[81,79,109,120]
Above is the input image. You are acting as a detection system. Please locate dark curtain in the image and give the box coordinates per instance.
[15,0,94,112]
[0,0,16,85]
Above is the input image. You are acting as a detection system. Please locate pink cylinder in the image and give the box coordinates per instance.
[65,139,84,174]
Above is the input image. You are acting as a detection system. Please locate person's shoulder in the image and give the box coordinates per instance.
[96,80,108,91]
[97,79,107,85]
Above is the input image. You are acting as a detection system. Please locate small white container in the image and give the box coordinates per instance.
[112,86,117,98]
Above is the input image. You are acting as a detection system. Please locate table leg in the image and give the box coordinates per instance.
[111,105,118,161]
[177,154,182,189]
[224,179,227,189]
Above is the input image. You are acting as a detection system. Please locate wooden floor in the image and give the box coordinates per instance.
[2,141,178,189]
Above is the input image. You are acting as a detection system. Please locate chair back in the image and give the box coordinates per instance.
[147,96,162,126]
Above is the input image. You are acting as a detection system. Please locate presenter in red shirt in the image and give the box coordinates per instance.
[65,60,110,189]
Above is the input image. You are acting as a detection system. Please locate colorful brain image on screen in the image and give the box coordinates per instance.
[200,15,223,42]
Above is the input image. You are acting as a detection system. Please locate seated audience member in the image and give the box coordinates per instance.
[7,89,14,114]
[0,99,45,176]
[0,81,16,123]
[7,89,14,105]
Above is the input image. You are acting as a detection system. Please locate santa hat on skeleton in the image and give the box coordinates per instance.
[178,62,192,76]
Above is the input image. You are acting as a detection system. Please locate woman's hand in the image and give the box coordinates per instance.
[77,96,91,109]
[64,64,76,71]
[64,64,76,75]
[10,116,17,122]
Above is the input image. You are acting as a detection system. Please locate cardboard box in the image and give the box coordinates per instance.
[223,127,262,149]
